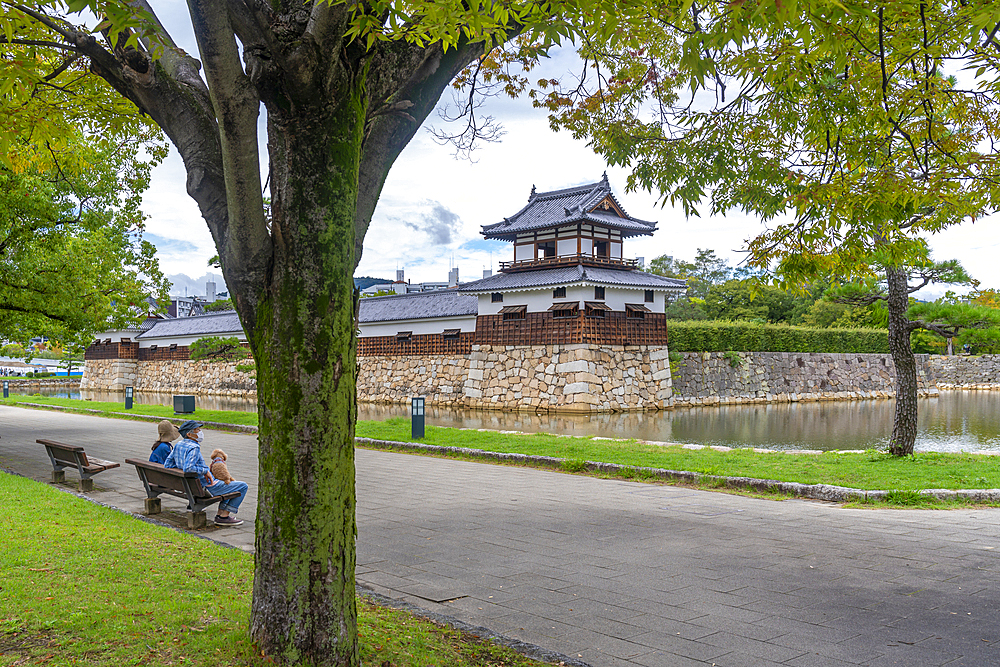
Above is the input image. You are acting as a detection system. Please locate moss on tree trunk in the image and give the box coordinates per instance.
[885,265,918,457]
[248,75,365,666]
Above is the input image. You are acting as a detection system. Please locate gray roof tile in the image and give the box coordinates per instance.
[459,266,686,292]
[482,175,657,240]
[359,290,478,323]
[138,312,244,339]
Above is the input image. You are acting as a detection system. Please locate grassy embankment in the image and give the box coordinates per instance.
[0,473,543,666]
[4,396,1000,504]
[0,394,259,427]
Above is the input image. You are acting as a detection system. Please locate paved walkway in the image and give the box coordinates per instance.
[2,405,999,666]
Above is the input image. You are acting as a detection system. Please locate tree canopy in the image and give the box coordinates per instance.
[0,1,656,664]
[0,129,169,347]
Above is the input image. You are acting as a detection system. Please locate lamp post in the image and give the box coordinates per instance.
[411,397,425,440]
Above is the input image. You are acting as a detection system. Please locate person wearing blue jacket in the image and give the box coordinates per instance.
[164,420,248,527]
[149,420,180,464]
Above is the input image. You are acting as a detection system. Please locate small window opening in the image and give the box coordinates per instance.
[553,286,566,298]
[585,301,611,318]
[594,286,605,300]
[499,305,527,321]
[549,302,579,319]
[492,292,504,303]
[645,290,654,303]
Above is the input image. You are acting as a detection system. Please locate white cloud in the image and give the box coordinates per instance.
[134,8,1000,293]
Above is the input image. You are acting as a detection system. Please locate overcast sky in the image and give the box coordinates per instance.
[141,2,999,298]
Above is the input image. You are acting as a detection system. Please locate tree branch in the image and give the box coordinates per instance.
[355,38,488,267]
[186,0,270,329]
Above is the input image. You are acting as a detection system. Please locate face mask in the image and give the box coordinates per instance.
[194,432,204,443]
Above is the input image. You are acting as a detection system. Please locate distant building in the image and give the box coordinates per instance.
[84,176,686,412]
[359,268,468,297]
[356,175,685,350]
[167,279,225,316]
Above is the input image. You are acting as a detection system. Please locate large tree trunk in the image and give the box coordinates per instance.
[885,265,918,456]
[248,72,365,665]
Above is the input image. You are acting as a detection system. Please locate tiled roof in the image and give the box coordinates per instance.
[359,290,479,323]
[459,265,686,292]
[137,311,244,339]
[482,175,657,240]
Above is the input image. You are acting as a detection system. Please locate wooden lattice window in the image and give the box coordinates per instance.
[549,302,579,319]
[442,329,460,340]
[396,331,412,341]
[626,304,651,319]
[492,292,504,303]
[553,286,566,298]
[499,305,527,321]
[585,301,610,318]
[594,286,605,300]
[645,290,654,303]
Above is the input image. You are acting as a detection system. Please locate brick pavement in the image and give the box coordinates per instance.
[2,405,999,666]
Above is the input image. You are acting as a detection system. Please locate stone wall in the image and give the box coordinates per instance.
[928,354,1000,389]
[671,351,937,406]
[358,344,672,412]
[80,358,138,390]
[82,358,256,396]
[3,377,80,389]
[82,347,957,411]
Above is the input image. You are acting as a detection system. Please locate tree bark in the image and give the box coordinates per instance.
[39,5,485,664]
[246,58,366,662]
[885,265,919,456]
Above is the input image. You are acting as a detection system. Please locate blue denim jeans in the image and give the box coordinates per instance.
[205,480,249,514]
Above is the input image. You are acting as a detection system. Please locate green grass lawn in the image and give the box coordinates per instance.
[357,418,1000,493]
[5,396,1000,495]
[0,394,259,427]
[0,473,544,666]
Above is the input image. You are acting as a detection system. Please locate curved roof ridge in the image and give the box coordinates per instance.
[482,176,655,240]
[531,179,606,202]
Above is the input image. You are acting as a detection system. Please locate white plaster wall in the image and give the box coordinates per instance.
[94,329,140,343]
[478,284,669,315]
[359,315,478,338]
[137,330,247,348]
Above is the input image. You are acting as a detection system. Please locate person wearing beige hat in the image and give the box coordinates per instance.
[149,420,181,464]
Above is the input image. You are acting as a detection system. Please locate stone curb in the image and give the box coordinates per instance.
[8,402,1000,503]
[357,584,592,667]
[355,438,1000,504]
[1,466,586,667]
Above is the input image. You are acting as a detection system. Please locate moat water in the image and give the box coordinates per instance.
[19,387,1000,453]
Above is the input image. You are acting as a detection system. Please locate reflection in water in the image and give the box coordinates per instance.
[22,388,260,413]
[359,393,1000,453]
[18,388,1000,453]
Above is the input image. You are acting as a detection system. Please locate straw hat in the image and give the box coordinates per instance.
[157,420,181,443]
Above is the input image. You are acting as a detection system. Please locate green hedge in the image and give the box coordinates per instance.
[666,321,889,353]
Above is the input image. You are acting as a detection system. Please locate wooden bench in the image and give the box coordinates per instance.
[37,439,120,492]
[125,458,241,529]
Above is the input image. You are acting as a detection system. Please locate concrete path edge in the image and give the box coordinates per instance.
[357,584,593,667]
[1,464,592,667]
[355,437,1000,504]
[9,402,1000,503]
